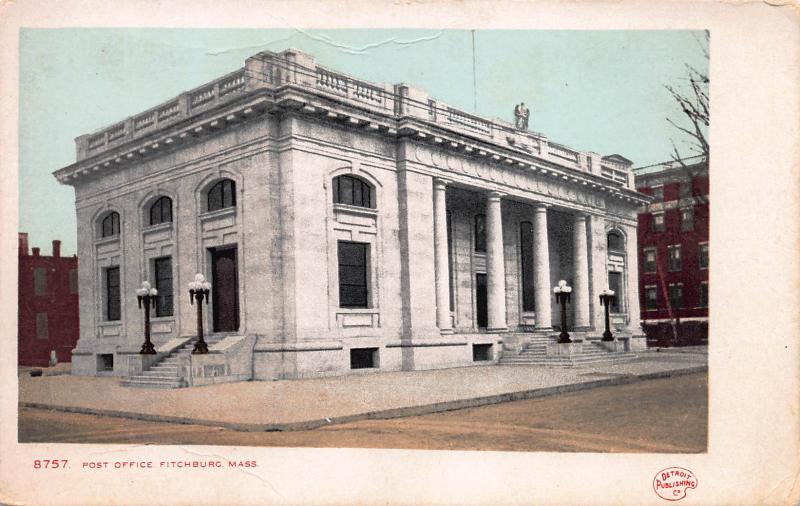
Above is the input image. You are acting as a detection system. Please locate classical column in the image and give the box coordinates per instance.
[533,203,552,330]
[486,191,508,332]
[433,178,453,334]
[572,213,591,330]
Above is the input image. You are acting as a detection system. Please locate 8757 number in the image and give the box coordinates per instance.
[33,459,68,469]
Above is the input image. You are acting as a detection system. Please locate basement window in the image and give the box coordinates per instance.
[473,344,492,362]
[350,348,378,369]
[97,354,114,372]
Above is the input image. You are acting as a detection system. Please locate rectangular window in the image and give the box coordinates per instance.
[667,245,682,272]
[643,248,657,273]
[69,269,79,294]
[472,344,492,361]
[105,266,121,321]
[520,222,535,312]
[652,185,664,201]
[35,313,49,339]
[474,214,486,253]
[338,241,368,308]
[668,283,684,309]
[651,212,665,232]
[97,354,114,371]
[608,271,622,313]
[699,243,709,269]
[154,257,173,317]
[447,211,454,312]
[699,282,709,308]
[33,267,47,296]
[350,348,378,369]
[645,285,658,310]
[681,208,694,231]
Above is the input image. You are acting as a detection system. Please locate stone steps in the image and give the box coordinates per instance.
[120,377,186,388]
[500,340,636,366]
[121,336,226,388]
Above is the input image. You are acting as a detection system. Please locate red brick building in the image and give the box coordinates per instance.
[18,233,80,366]
[633,156,708,345]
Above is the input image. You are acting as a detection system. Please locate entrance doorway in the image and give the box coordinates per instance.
[608,271,622,313]
[210,246,240,332]
[476,273,488,328]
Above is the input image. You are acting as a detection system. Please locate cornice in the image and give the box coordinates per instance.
[54,64,650,207]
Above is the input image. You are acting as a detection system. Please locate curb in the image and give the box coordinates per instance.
[21,365,707,433]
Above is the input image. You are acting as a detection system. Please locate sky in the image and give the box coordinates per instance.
[19,29,708,256]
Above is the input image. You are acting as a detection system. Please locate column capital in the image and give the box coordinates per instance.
[533,202,551,211]
[487,190,506,201]
[573,211,588,221]
[433,177,452,190]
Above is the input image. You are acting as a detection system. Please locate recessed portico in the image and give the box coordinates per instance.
[431,176,635,344]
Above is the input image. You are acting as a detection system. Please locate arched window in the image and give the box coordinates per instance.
[607,231,624,252]
[149,196,173,225]
[101,212,120,238]
[207,179,236,212]
[333,175,374,209]
[474,214,486,253]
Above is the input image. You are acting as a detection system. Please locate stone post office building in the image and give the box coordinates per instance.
[55,49,649,386]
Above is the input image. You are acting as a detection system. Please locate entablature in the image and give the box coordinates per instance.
[54,48,649,208]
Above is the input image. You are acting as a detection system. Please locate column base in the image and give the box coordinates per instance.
[534,326,553,333]
[486,327,508,333]
[439,328,454,335]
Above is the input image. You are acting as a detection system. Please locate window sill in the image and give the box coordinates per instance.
[333,203,378,217]
[200,207,236,220]
[142,222,172,234]
[94,235,120,246]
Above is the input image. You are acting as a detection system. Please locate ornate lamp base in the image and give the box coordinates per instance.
[601,330,614,341]
[139,341,157,354]
[192,340,209,354]
[557,331,572,344]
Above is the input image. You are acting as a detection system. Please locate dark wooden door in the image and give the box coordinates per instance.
[476,273,488,328]
[211,247,240,332]
[608,271,622,313]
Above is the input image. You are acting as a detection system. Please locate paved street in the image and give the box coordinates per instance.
[20,372,706,453]
[19,348,707,430]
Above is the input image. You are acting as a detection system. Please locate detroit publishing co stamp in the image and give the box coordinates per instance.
[653,467,698,501]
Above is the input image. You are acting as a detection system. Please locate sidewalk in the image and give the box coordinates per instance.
[19,348,707,431]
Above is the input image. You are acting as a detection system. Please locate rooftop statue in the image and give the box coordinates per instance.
[514,102,530,130]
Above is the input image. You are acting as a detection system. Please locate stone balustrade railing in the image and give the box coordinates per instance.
[74,49,634,189]
[601,164,630,186]
[77,68,249,160]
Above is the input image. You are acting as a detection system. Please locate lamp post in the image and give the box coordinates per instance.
[599,288,616,341]
[553,280,573,344]
[136,281,158,355]
[188,273,212,354]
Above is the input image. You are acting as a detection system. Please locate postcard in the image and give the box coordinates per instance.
[1,1,798,505]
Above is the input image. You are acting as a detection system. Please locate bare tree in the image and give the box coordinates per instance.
[666,31,709,166]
